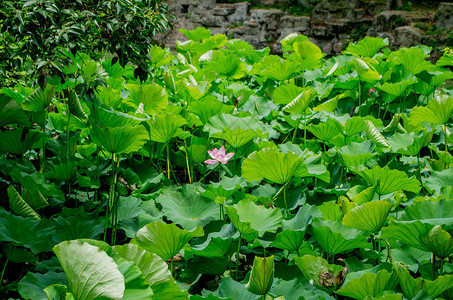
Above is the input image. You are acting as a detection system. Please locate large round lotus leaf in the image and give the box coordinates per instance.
[394,262,453,299]
[377,75,417,98]
[425,168,453,196]
[188,96,233,125]
[353,58,381,82]
[242,148,303,184]
[261,59,302,82]
[293,41,323,61]
[355,165,421,195]
[18,271,68,300]
[345,36,388,58]
[409,94,453,126]
[309,218,369,256]
[225,199,283,241]
[212,127,267,148]
[381,220,434,253]
[399,199,453,225]
[272,84,306,105]
[246,256,274,295]
[204,113,265,135]
[0,207,54,253]
[114,244,188,300]
[308,118,343,142]
[21,85,55,111]
[364,120,390,149]
[53,240,125,300]
[155,185,219,230]
[0,94,30,127]
[0,127,45,155]
[131,221,204,261]
[148,113,187,143]
[336,268,397,299]
[126,83,168,115]
[205,53,246,80]
[389,47,435,75]
[283,88,316,114]
[419,225,453,259]
[343,200,393,233]
[91,123,148,154]
[43,284,75,300]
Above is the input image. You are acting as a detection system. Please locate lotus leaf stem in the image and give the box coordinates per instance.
[184,140,192,183]
[235,234,242,280]
[292,116,302,144]
[0,256,8,286]
[443,125,449,153]
[166,143,171,179]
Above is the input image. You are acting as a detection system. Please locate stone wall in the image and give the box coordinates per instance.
[157,0,452,54]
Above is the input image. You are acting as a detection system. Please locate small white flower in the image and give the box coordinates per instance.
[309,279,314,285]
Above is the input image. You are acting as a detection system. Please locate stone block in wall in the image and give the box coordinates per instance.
[435,2,453,29]
[394,26,422,48]
[280,15,311,33]
[228,2,250,23]
[233,20,259,36]
[213,4,236,16]
[192,10,226,27]
[311,25,334,38]
[312,0,361,21]
[251,9,283,30]
[324,18,352,34]
[371,11,408,32]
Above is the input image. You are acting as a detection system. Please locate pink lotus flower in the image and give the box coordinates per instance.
[205,146,235,164]
[368,88,377,97]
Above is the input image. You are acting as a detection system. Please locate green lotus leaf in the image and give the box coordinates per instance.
[283,88,316,114]
[398,199,453,225]
[179,27,211,42]
[188,97,233,125]
[389,47,435,75]
[280,33,309,52]
[0,207,54,253]
[201,176,246,201]
[293,41,323,61]
[430,145,453,164]
[309,218,369,256]
[44,284,75,300]
[205,53,246,80]
[155,185,219,230]
[419,225,453,259]
[294,255,345,293]
[18,271,68,300]
[269,278,334,300]
[8,185,40,220]
[409,94,453,126]
[51,216,105,244]
[296,154,331,183]
[424,168,453,196]
[114,244,189,300]
[308,118,343,142]
[148,113,187,143]
[336,268,397,299]
[343,116,383,137]
[188,234,234,258]
[126,83,168,115]
[149,46,173,68]
[313,93,345,113]
[353,58,381,82]
[345,37,388,58]
[204,113,265,135]
[22,85,55,111]
[246,256,274,295]
[212,277,259,300]
[343,200,392,233]
[67,90,88,123]
[0,94,30,127]
[91,105,145,128]
[355,165,421,195]
[272,84,306,105]
[53,240,125,300]
[2,244,38,264]
[186,255,228,276]
[387,132,427,156]
[381,220,434,254]
[394,262,453,299]
[212,127,267,148]
[91,123,148,154]
[10,169,64,202]
[340,141,376,170]
[261,59,302,82]
[242,148,303,184]
[351,184,378,205]
[225,199,283,241]
[377,76,417,98]
[45,161,77,181]
[131,221,204,261]
[96,86,124,110]
[0,127,45,155]
[364,120,390,148]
